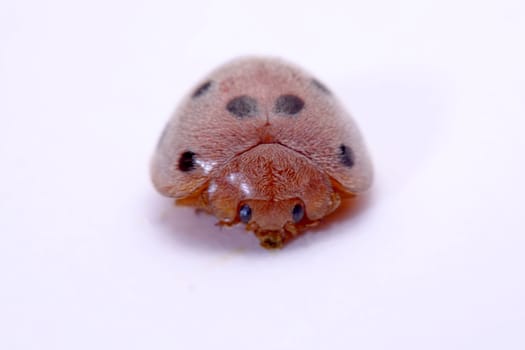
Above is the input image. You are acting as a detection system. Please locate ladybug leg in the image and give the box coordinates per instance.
[216,220,236,228]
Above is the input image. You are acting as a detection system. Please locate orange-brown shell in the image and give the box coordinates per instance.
[151,57,373,249]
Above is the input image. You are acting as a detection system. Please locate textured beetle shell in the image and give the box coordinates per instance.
[151,57,373,248]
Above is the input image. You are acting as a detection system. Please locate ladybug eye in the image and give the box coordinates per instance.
[292,204,304,223]
[239,204,252,223]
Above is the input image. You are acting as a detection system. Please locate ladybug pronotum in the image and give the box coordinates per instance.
[151,57,373,249]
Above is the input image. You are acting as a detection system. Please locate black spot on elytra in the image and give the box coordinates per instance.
[339,144,354,168]
[192,81,212,98]
[178,151,196,172]
[226,96,258,118]
[312,79,331,94]
[274,95,304,115]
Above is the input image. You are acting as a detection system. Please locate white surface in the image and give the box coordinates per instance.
[1,1,524,349]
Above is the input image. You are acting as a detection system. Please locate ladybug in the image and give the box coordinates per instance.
[151,57,373,249]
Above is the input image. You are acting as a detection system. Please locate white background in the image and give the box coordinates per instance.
[1,0,524,349]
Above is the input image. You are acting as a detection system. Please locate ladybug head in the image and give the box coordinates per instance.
[236,198,307,249]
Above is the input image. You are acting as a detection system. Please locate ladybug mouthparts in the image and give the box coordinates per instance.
[253,229,289,250]
[247,211,321,249]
